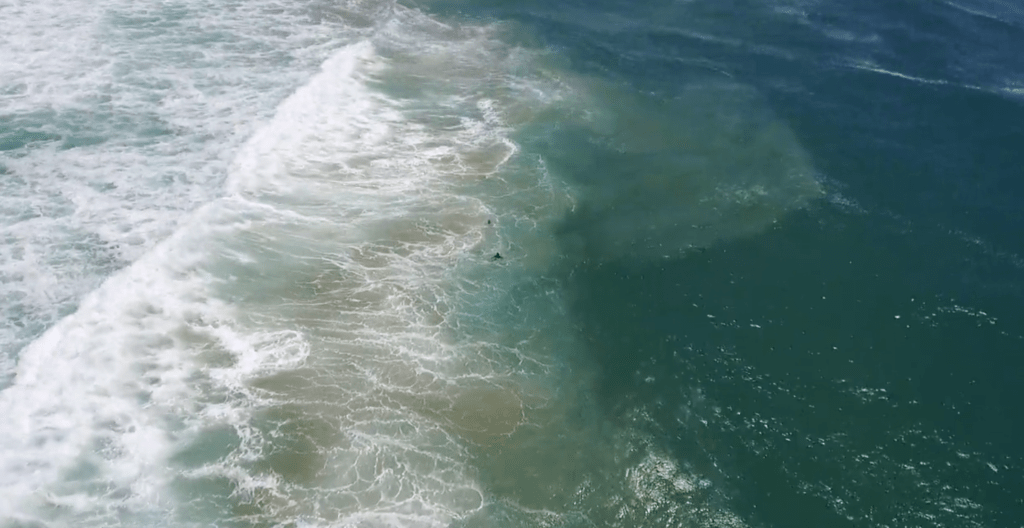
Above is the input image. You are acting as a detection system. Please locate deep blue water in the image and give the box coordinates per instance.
[423,0,1024,526]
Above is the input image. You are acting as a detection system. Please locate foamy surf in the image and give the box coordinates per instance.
[0,0,367,381]
[1,3,821,527]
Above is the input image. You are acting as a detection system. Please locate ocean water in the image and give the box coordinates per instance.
[1,0,1021,526]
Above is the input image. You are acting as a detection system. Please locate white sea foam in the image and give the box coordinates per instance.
[0,203,256,522]
[0,2,783,526]
[0,0,375,377]
[943,0,1024,26]
[0,13,559,525]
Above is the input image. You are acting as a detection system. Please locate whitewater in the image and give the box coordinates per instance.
[0,1,820,526]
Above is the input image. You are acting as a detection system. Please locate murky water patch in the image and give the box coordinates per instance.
[0,2,827,525]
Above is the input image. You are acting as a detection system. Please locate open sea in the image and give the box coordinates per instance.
[2,0,1022,526]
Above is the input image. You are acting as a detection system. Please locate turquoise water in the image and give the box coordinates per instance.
[1,0,1022,526]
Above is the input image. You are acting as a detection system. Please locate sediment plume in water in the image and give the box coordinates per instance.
[550,80,822,264]
[0,5,818,527]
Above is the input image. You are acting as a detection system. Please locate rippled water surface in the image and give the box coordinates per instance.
[2,0,1022,526]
